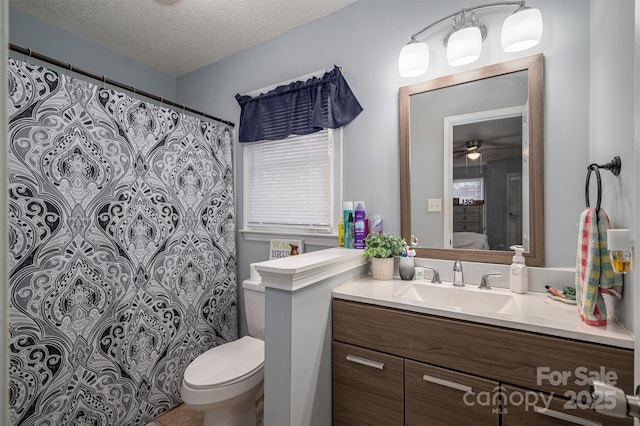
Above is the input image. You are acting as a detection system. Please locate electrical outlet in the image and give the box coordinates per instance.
[428,198,442,212]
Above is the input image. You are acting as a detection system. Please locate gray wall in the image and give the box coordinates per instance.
[7,0,637,333]
[177,0,635,332]
[410,74,527,248]
[9,7,177,101]
[1,1,9,424]
[589,0,636,331]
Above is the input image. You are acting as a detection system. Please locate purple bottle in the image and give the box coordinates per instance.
[354,201,366,249]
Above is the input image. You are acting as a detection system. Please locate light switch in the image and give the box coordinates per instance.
[428,198,442,212]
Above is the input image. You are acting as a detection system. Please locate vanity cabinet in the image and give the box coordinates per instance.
[405,360,499,425]
[501,384,626,426]
[333,341,404,425]
[332,299,634,425]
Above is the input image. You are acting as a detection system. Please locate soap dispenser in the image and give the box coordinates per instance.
[509,245,528,294]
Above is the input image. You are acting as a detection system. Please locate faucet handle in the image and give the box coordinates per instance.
[479,272,502,290]
[422,266,441,283]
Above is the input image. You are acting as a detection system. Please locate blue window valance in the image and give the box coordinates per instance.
[235,66,363,143]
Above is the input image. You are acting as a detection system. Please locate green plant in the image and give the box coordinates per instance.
[362,232,406,259]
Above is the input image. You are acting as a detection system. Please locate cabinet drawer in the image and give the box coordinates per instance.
[501,384,633,425]
[454,205,482,214]
[332,300,634,396]
[405,360,499,425]
[333,341,404,425]
[453,222,483,233]
[453,211,481,222]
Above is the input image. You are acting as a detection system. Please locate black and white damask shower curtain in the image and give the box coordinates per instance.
[8,58,238,425]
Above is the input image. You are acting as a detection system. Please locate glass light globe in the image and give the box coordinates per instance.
[399,41,429,78]
[467,152,481,160]
[501,7,543,52]
[447,26,482,67]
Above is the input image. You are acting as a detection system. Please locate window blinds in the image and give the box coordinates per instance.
[246,130,334,232]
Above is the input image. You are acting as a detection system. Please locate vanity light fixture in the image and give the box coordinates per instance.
[399,1,543,78]
[447,15,483,67]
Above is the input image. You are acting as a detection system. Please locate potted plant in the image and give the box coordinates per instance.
[363,232,406,280]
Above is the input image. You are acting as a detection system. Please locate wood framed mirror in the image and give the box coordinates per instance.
[399,54,544,266]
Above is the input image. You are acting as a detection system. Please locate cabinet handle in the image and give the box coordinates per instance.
[345,354,384,370]
[422,374,472,393]
[533,406,602,426]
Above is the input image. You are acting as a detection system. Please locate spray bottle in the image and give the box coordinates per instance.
[354,201,366,249]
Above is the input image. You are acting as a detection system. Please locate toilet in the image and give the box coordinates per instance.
[181,265,265,426]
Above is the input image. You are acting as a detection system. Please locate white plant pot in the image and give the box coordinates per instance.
[370,257,394,280]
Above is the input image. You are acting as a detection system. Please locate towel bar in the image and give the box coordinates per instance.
[585,156,621,214]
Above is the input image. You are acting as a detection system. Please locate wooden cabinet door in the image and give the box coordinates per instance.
[501,385,633,426]
[333,341,404,425]
[405,360,499,426]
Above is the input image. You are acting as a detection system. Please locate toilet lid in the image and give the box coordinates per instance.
[184,336,264,389]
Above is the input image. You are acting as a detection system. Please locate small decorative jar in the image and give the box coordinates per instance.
[398,256,415,280]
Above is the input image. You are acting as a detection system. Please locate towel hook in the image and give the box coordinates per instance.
[585,156,621,214]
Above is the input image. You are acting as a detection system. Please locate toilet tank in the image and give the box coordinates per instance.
[242,264,265,340]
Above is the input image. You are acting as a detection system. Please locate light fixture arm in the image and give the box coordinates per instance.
[408,1,526,42]
[399,0,540,77]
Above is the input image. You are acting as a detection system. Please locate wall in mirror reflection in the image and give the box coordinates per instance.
[409,71,528,251]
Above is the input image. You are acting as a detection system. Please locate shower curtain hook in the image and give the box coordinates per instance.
[25,48,32,64]
[102,75,106,90]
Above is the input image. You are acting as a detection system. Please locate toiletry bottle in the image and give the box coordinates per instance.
[364,216,369,240]
[509,245,528,293]
[354,201,366,249]
[338,214,344,247]
[343,201,353,244]
[345,213,354,249]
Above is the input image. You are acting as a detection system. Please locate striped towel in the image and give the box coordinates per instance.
[575,207,622,326]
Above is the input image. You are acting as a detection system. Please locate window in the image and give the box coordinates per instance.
[243,129,341,237]
[452,177,484,201]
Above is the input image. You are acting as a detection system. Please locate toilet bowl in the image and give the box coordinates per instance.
[181,267,265,426]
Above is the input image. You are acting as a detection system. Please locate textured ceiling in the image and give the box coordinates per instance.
[10,0,358,76]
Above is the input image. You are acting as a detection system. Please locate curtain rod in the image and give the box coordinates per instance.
[8,43,235,128]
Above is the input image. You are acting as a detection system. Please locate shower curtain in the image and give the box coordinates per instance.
[8,58,238,425]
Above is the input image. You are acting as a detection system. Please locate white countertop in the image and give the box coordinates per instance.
[332,278,634,349]
[254,248,368,292]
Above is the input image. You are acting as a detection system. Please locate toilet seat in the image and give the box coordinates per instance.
[184,336,264,390]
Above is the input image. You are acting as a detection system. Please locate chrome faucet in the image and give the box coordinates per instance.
[479,272,502,290]
[422,266,441,283]
[452,260,464,287]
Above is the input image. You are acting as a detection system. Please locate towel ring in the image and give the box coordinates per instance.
[585,156,621,214]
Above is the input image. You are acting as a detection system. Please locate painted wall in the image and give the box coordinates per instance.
[589,0,636,334]
[9,7,177,101]
[1,2,10,424]
[176,0,638,332]
[7,0,637,346]
[410,74,528,248]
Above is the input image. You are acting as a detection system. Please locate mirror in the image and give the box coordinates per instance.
[399,54,544,266]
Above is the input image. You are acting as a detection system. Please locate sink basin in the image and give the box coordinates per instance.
[393,282,516,316]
